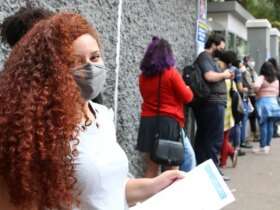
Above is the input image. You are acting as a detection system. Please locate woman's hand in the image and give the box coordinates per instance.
[125,170,185,206]
[150,170,185,194]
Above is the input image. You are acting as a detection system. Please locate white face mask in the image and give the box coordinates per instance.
[248,61,255,69]
[72,63,107,101]
[240,66,247,72]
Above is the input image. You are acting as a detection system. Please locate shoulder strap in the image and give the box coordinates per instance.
[156,73,162,138]
[155,72,181,141]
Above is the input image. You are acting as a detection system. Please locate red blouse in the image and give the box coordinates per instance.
[139,67,193,127]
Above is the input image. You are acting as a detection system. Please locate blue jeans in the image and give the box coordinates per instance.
[241,99,250,144]
[180,129,196,172]
[259,119,274,148]
[230,124,241,148]
[241,112,249,144]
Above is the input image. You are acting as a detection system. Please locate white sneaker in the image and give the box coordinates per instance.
[252,147,268,154]
[264,146,270,154]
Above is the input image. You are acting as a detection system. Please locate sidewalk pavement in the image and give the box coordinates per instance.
[223,138,280,210]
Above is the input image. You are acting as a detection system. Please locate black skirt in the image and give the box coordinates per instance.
[136,116,180,153]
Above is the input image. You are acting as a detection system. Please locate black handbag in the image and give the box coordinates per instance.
[230,80,244,124]
[151,73,184,166]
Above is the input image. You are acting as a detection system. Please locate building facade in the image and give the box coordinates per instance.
[208,1,255,58]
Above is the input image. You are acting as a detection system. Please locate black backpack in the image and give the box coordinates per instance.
[182,61,211,105]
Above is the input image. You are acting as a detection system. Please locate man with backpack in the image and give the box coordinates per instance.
[191,34,233,178]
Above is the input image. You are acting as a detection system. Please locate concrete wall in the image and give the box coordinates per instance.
[228,13,247,40]
[270,28,280,63]
[270,35,279,62]
[0,0,197,176]
[208,13,229,29]
[247,21,271,72]
[208,13,247,40]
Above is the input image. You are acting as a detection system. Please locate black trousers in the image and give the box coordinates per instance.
[193,102,225,167]
[249,96,257,133]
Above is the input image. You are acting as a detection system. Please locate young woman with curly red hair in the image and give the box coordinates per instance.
[0,5,103,104]
[0,13,184,210]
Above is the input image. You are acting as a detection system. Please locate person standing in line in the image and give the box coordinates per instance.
[268,57,280,78]
[268,57,280,137]
[253,62,280,154]
[136,36,194,178]
[192,34,233,179]
[229,59,249,157]
[0,13,185,210]
[243,56,259,142]
[216,51,239,169]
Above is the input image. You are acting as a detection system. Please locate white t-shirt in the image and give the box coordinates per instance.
[74,102,129,210]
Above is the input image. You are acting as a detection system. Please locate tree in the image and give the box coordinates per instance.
[241,0,280,29]
[208,0,280,29]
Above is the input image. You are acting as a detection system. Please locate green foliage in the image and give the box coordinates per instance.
[208,0,280,29]
[271,21,280,29]
[241,0,280,29]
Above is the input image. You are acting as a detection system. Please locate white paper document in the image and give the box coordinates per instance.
[130,160,235,210]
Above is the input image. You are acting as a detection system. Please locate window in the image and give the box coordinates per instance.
[236,36,248,59]
[227,32,235,51]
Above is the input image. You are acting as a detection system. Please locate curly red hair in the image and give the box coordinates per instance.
[0,13,100,210]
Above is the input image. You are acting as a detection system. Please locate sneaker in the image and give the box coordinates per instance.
[222,175,231,181]
[238,149,246,156]
[264,146,270,154]
[240,142,253,149]
[252,147,269,154]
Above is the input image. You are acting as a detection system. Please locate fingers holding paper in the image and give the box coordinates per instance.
[125,170,185,207]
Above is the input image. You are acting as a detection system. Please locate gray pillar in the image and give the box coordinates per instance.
[246,19,271,72]
[270,28,280,63]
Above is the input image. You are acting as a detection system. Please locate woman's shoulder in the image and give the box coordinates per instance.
[258,75,265,80]
[271,79,279,87]
[89,101,110,112]
[167,66,177,72]
[161,67,182,87]
[165,66,179,77]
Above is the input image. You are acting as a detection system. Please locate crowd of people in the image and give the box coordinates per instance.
[191,35,280,180]
[0,5,280,210]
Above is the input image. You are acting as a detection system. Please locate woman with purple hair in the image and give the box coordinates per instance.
[136,37,194,177]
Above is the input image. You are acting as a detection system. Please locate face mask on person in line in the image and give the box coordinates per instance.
[72,63,107,101]
[240,65,247,73]
[248,61,255,69]
[213,47,224,58]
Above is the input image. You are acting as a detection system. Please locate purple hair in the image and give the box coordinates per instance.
[140,36,175,76]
